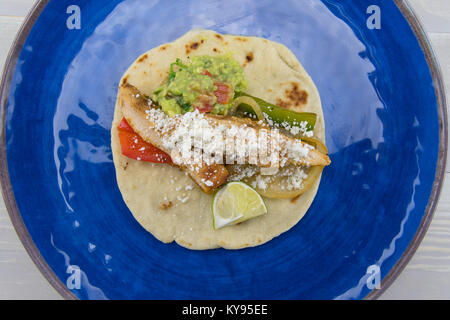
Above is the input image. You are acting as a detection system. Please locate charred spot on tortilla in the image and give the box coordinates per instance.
[185,40,204,54]
[137,54,148,63]
[276,98,290,109]
[159,44,170,51]
[234,36,248,42]
[121,161,129,171]
[277,82,309,108]
[243,52,254,67]
[160,200,173,210]
[178,240,192,247]
[215,33,223,41]
[121,75,129,85]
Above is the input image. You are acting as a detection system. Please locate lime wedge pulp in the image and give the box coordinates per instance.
[212,182,267,230]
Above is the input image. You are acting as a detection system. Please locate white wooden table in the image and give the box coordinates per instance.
[0,0,449,300]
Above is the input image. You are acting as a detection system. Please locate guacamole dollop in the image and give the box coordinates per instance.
[152,55,248,116]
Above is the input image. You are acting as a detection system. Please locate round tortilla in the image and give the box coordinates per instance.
[111,29,325,250]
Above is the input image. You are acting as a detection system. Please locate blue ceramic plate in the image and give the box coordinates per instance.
[0,0,447,299]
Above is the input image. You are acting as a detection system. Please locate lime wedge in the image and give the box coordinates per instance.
[212,182,267,230]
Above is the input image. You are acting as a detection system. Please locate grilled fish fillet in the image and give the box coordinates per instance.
[118,83,330,191]
[119,84,229,193]
[202,114,331,167]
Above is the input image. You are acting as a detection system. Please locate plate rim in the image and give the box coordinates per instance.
[0,0,447,300]
[365,0,448,299]
[0,0,77,300]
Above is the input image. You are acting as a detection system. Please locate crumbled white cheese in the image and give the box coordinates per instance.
[142,107,313,168]
[286,167,308,190]
[229,165,258,181]
[177,195,190,203]
[204,180,214,187]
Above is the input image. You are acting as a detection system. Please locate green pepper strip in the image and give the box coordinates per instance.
[234,92,317,131]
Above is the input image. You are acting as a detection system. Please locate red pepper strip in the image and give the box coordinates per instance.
[118,117,135,132]
[117,118,172,164]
